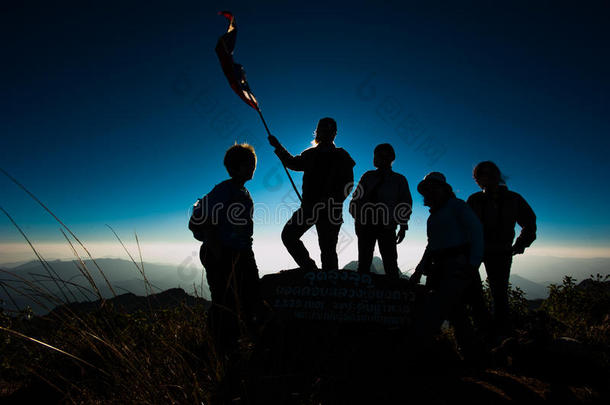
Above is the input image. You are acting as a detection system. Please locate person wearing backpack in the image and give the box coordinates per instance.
[188,143,260,353]
[268,117,356,271]
[349,143,413,278]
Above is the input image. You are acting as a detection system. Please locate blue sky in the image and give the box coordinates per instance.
[1,1,609,273]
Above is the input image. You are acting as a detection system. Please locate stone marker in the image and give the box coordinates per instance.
[260,269,419,327]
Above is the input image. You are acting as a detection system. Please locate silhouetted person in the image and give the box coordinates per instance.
[189,143,260,353]
[410,172,487,357]
[467,161,537,337]
[268,118,355,270]
[349,143,412,278]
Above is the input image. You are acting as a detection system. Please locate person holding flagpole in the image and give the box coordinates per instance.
[268,118,355,271]
[215,14,355,270]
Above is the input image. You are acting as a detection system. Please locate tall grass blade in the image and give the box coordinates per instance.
[0,168,116,297]
[60,228,103,301]
[106,225,155,296]
[0,206,70,303]
[0,326,108,375]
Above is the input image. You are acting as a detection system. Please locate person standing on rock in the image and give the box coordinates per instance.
[189,143,260,353]
[268,117,356,271]
[349,143,412,278]
[467,161,537,338]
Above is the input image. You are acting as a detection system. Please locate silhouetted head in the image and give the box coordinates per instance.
[417,172,454,209]
[373,143,395,169]
[473,161,502,191]
[224,143,257,183]
[313,117,337,145]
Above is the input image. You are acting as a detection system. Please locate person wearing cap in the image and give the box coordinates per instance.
[410,172,487,352]
[467,161,536,337]
[349,143,412,278]
[268,118,356,271]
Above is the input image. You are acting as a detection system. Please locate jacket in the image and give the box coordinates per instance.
[467,185,536,253]
[189,179,254,250]
[420,197,484,268]
[275,143,355,205]
[349,168,413,227]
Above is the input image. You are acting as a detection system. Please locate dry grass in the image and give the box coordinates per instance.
[0,169,244,403]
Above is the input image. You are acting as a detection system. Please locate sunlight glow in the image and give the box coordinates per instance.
[1,240,608,274]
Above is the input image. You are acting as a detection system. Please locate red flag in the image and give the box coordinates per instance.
[215,11,259,110]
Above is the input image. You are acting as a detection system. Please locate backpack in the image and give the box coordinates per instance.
[349,172,386,223]
[188,196,209,242]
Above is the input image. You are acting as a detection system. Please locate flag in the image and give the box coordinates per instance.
[215,11,259,110]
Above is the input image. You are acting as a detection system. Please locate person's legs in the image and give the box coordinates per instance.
[464,269,493,337]
[484,253,513,336]
[377,225,399,278]
[414,262,472,339]
[281,206,317,269]
[355,223,376,274]
[450,297,476,357]
[234,248,261,328]
[316,215,341,270]
[201,244,239,353]
[450,271,491,363]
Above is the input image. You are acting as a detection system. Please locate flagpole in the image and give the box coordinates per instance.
[256,109,303,203]
[215,11,302,203]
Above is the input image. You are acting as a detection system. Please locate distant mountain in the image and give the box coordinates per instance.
[0,258,208,314]
[343,256,385,274]
[508,274,549,299]
[511,255,610,285]
[50,287,210,317]
[576,278,610,292]
[0,260,31,268]
[341,258,550,298]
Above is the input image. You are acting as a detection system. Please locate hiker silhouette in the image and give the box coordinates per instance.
[410,172,488,357]
[349,143,412,278]
[268,118,355,271]
[467,161,537,338]
[188,143,260,353]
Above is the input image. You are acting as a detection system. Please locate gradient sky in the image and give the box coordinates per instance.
[1,1,609,273]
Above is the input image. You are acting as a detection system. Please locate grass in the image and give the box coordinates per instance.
[0,238,233,403]
[1,168,609,404]
[0,169,239,403]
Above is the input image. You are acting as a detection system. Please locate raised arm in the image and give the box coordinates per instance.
[268,135,307,171]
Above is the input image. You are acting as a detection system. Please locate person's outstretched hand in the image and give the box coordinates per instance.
[268,135,281,148]
[396,224,407,244]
